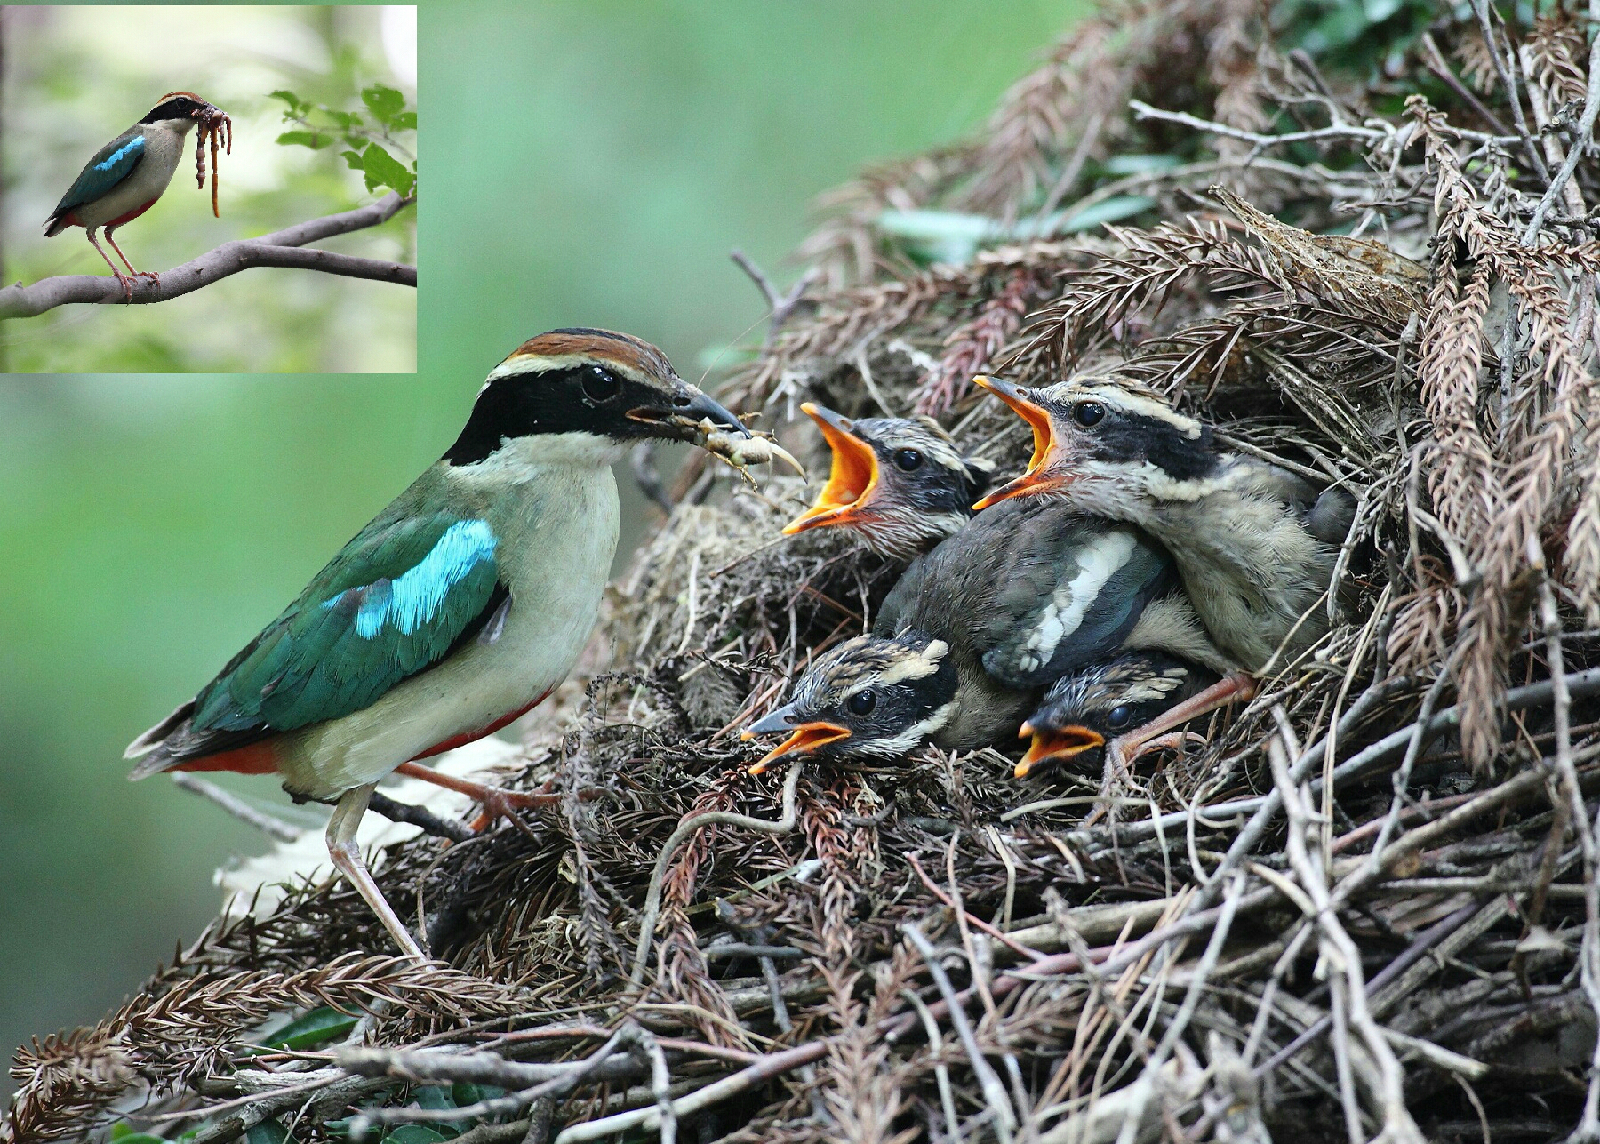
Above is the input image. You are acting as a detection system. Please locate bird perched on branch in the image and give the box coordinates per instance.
[974,375,1354,738]
[45,92,229,300]
[781,403,993,559]
[126,328,749,960]
[744,497,1233,770]
[1015,653,1217,779]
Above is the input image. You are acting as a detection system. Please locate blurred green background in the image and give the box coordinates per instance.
[0,0,1084,1093]
[3,5,416,372]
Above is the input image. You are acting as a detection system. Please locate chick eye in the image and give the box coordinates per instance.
[581,365,621,404]
[1105,704,1132,730]
[846,690,877,717]
[892,448,924,472]
[1074,401,1105,428]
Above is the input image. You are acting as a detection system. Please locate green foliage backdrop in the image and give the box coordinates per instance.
[0,0,1083,1096]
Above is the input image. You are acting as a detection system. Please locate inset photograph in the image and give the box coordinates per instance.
[0,5,416,372]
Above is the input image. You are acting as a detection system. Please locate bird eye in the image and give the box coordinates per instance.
[1074,401,1105,428]
[892,448,924,472]
[581,365,621,404]
[846,690,877,717]
[1106,704,1132,729]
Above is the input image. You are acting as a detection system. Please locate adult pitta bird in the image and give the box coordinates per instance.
[126,329,748,959]
[46,92,227,300]
[780,403,993,559]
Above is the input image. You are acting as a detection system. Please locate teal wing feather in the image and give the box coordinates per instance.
[49,129,146,222]
[175,509,504,756]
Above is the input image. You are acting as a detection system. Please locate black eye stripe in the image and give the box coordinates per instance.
[1081,408,1220,481]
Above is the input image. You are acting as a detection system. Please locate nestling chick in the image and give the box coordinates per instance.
[782,402,993,559]
[743,630,959,765]
[974,375,1354,670]
[1016,653,1217,779]
[745,497,1235,769]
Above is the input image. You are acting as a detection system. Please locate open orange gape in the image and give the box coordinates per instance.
[741,720,850,774]
[1014,721,1104,779]
[971,376,1067,508]
[781,403,883,534]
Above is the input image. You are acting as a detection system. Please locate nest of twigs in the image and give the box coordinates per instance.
[12,2,1600,1142]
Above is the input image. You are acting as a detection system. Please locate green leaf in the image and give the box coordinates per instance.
[363,84,407,126]
[104,1135,165,1144]
[357,143,416,197]
[407,1086,467,1137]
[1099,153,1181,176]
[381,1128,451,1144]
[450,1082,505,1106]
[277,130,332,150]
[413,1086,456,1111]
[342,149,367,172]
[267,90,306,113]
[1059,195,1157,232]
[244,1122,288,1144]
[391,111,417,132]
[261,1005,358,1050]
[328,110,364,130]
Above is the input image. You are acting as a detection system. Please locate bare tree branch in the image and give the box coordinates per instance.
[0,192,415,318]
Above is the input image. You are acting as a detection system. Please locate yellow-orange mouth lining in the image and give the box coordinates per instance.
[782,403,883,534]
[972,376,1066,509]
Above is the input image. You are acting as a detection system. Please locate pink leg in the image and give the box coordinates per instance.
[394,762,560,832]
[326,783,428,960]
[1094,673,1257,817]
[84,228,134,301]
[104,226,159,285]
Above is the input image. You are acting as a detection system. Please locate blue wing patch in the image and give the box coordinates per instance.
[332,520,498,638]
[51,131,147,219]
[176,511,506,749]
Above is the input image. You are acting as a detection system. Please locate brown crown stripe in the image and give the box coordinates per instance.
[508,328,676,380]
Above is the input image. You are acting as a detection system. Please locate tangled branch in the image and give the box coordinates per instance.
[0,192,415,318]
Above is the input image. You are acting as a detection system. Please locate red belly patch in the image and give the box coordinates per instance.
[172,740,281,776]
[105,199,159,227]
[409,688,553,761]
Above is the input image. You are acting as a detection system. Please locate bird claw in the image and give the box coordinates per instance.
[464,781,560,834]
[1124,730,1206,764]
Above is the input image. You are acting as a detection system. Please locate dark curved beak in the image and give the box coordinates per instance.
[629,381,750,443]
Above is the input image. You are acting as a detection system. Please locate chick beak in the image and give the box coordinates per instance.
[628,382,750,442]
[1014,722,1105,779]
[782,404,882,536]
[972,377,1068,509]
[741,706,851,774]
